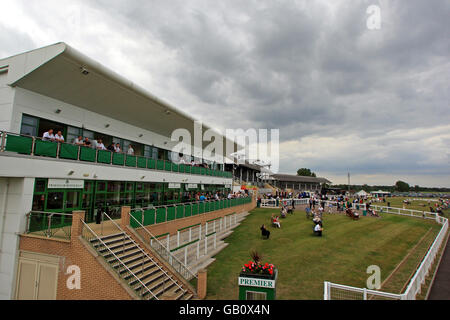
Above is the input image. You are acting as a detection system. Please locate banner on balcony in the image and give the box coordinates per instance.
[168,183,181,189]
[48,179,84,189]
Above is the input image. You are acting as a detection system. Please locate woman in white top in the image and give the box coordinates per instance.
[96,139,106,150]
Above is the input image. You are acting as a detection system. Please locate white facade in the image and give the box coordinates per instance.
[0,43,234,300]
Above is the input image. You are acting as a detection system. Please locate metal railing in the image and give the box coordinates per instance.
[25,211,73,240]
[81,220,159,300]
[0,131,232,178]
[101,212,187,294]
[128,212,197,281]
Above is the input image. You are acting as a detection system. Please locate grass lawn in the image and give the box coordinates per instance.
[205,207,441,300]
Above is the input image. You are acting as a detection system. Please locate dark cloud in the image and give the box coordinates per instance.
[1,0,449,186]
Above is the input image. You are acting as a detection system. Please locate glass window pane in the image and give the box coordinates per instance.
[32,194,45,211]
[83,130,94,139]
[22,115,38,126]
[46,192,64,210]
[67,126,81,135]
[66,191,80,208]
[35,179,46,193]
[20,124,37,136]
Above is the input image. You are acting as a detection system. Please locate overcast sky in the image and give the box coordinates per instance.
[1,0,449,187]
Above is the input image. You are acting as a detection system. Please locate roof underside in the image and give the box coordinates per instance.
[5,43,238,156]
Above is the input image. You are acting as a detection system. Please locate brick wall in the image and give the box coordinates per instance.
[18,211,134,300]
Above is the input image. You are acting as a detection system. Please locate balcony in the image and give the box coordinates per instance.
[0,132,233,179]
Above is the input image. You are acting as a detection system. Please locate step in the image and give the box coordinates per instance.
[106,248,143,263]
[124,262,158,281]
[103,244,139,258]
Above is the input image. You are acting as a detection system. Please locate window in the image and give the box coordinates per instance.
[20,115,39,136]
[67,126,82,144]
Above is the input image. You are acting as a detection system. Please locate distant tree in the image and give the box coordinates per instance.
[395,180,410,192]
[414,185,420,192]
[297,168,316,177]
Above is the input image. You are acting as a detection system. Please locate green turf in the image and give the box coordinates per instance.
[205,208,441,300]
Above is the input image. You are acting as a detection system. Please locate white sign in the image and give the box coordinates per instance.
[187,184,198,190]
[238,277,275,289]
[48,179,84,189]
[168,183,181,189]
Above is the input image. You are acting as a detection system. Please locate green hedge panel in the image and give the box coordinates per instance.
[144,209,155,226]
[130,210,142,228]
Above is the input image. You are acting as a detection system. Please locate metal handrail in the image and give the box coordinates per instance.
[101,212,187,293]
[128,211,197,280]
[26,211,73,239]
[81,220,159,300]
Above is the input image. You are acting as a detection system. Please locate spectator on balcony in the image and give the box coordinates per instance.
[96,139,106,150]
[54,130,65,143]
[83,137,91,147]
[114,143,121,153]
[74,135,84,146]
[42,129,55,141]
[127,144,135,155]
[107,143,115,152]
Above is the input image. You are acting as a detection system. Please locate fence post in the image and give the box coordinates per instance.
[205,222,208,236]
[184,246,187,266]
[197,242,200,259]
[204,237,207,255]
[166,234,170,251]
[363,288,367,300]
[189,227,192,242]
[177,231,180,247]
[214,233,217,249]
[324,282,329,300]
[199,224,202,240]
[214,220,216,232]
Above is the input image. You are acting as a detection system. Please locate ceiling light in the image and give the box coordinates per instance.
[80,67,90,75]
[55,109,62,114]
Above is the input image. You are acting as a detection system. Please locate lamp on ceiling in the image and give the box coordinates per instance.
[80,67,90,75]
[55,109,62,114]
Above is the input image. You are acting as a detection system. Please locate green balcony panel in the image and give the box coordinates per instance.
[164,161,171,171]
[192,203,199,216]
[59,143,79,160]
[199,202,205,214]
[5,135,33,154]
[184,205,192,217]
[157,160,165,170]
[220,200,225,209]
[179,164,186,173]
[80,147,96,162]
[176,205,184,219]
[171,163,179,172]
[97,150,112,164]
[144,209,156,226]
[126,155,137,167]
[215,201,220,211]
[147,158,156,169]
[34,140,57,157]
[156,207,166,224]
[185,165,191,174]
[167,206,176,221]
[112,153,125,165]
[130,210,143,228]
[201,168,206,175]
[137,157,147,168]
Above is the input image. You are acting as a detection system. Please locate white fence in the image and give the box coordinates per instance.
[324,215,448,300]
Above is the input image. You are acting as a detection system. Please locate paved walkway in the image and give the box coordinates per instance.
[428,233,450,299]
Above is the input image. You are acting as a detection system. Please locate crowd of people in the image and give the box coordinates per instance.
[41,129,136,155]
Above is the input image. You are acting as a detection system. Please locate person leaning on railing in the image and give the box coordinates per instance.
[54,131,65,143]
[42,129,55,142]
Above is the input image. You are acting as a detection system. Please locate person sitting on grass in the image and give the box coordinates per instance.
[260,224,270,239]
[280,206,287,218]
[314,223,323,236]
[271,214,281,228]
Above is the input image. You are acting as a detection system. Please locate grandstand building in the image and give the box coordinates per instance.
[270,174,331,193]
[0,43,254,300]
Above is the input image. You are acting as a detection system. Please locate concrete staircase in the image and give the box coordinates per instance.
[88,232,194,300]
